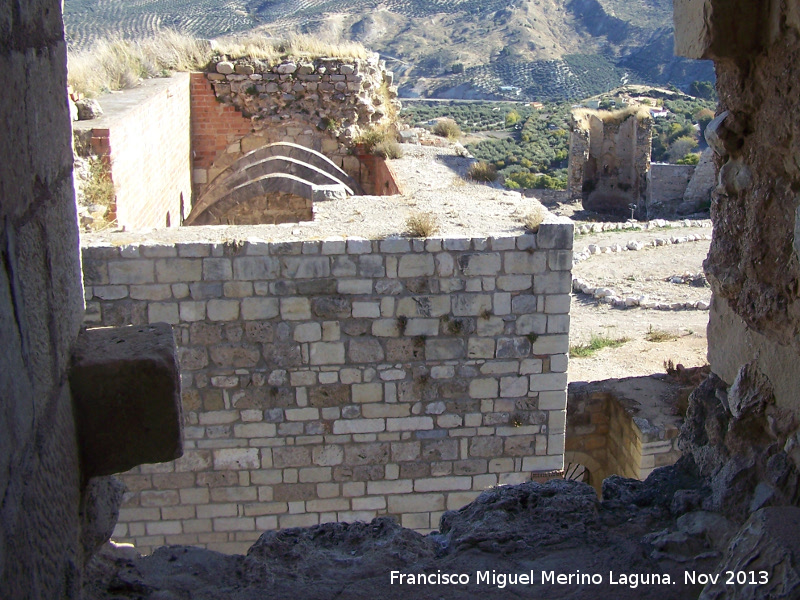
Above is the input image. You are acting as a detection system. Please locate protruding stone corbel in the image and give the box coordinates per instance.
[69,323,183,481]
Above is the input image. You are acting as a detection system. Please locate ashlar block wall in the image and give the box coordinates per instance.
[82,220,573,554]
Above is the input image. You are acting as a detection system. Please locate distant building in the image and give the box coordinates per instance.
[649,107,670,118]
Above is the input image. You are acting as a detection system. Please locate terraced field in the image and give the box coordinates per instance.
[430,54,626,101]
[64,0,258,48]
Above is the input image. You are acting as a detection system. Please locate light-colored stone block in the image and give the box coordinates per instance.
[213,448,260,470]
[241,297,279,320]
[469,378,498,399]
[294,322,322,342]
[281,297,311,320]
[398,254,434,277]
[310,342,345,365]
[207,299,239,321]
[386,416,433,431]
[332,419,385,434]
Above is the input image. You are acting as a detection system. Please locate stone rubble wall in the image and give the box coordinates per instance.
[568,111,653,217]
[81,222,573,554]
[193,56,400,202]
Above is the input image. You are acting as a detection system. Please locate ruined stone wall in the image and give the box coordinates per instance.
[193,56,399,200]
[76,74,192,230]
[568,110,652,216]
[646,163,696,217]
[82,224,573,553]
[0,1,88,595]
[675,0,800,413]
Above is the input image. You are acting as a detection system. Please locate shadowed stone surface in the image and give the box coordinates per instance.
[70,324,183,479]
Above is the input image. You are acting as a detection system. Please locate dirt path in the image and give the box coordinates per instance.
[562,216,711,382]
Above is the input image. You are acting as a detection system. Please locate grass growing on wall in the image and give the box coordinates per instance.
[67,30,369,97]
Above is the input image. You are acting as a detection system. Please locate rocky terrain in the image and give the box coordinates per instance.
[84,372,800,598]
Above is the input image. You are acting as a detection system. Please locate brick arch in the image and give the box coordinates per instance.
[186,155,354,225]
[563,450,605,495]
[205,141,363,196]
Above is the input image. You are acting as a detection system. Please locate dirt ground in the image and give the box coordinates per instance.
[546,201,712,383]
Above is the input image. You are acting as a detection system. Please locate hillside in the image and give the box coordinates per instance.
[63,0,714,100]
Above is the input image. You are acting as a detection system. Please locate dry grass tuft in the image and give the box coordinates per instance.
[68,31,369,97]
[646,326,679,343]
[68,31,212,96]
[83,157,116,209]
[468,161,498,182]
[405,212,439,237]
[373,140,403,159]
[521,203,548,232]
[214,33,368,62]
[572,106,652,130]
[354,128,390,153]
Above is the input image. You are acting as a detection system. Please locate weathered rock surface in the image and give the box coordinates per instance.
[699,507,800,600]
[76,98,103,120]
[85,473,728,599]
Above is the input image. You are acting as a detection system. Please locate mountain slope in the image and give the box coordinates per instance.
[63,0,714,100]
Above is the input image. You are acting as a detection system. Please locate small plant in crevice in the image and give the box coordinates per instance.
[511,413,525,427]
[480,308,492,320]
[223,239,246,256]
[319,116,339,132]
[244,85,258,95]
[396,315,408,335]
[406,212,439,238]
[413,335,426,349]
[446,318,465,335]
[526,333,539,344]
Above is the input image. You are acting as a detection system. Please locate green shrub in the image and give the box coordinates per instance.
[676,153,700,165]
[84,157,115,209]
[432,119,461,140]
[354,129,390,153]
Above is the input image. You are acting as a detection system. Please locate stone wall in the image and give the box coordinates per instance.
[75,74,192,230]
[568,109,653,217]
[565,378,682,494]
[82,222,574,553]
[675,0,800,414]
[1,0,92,594]
[646,163,696,217]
